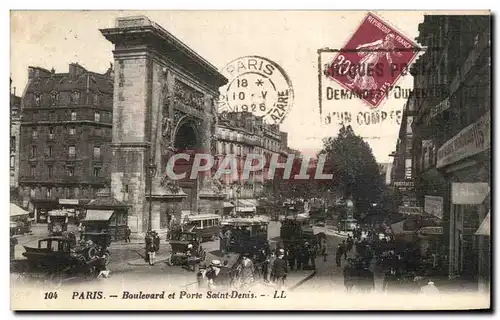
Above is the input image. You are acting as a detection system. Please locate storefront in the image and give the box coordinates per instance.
[84,196,129,241]
[436,111,490,281]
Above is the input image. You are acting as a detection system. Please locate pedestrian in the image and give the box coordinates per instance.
[308,243,317,270]
[347,235,354,253]
[265,250,277,282]
[196,262,208,290]
[287,244,296,271]
[383,267,400,292]
[145,232,153,263]
[238,253,255,288]
[186,243,197,272]
[335,243,343,268]
[343,259,356,292]
[206,260,222,290]
[272,248,288,288]
[357,261,375,293]
[147,241,156,266]
[320,237,328,262]
[339,240,347,260]
[153,231,160,252]
[124,226,131,243]
[303,242,311,269]
[78,223,85,241]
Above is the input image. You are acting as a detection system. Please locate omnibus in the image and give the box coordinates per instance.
[184,214,221,242]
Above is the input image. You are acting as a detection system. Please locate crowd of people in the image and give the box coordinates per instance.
[340,224,440,294]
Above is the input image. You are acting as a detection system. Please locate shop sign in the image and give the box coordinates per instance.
[59,199,79,205]
[436,111,490,168]
[424,195,444,219]
[399,206,423,215]
[452,183,490,205]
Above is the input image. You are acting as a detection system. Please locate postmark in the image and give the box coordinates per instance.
[218,56,294,124]
[323,12,420,108]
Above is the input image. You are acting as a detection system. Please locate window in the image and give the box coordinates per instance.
[49,111,56,121]
[30,165,36,176]
[94,93,100,105]
[71,90,80,104]
[10,155,15,169]
[95,127,102,136]
[68,146,76,158]
[67,166,75,177]
[10,136,15,152]
[93,146,101,158]
[69,127,76,135]
[48,145,53,157]
[50,91,59,106]
[93,166,102,177]
[31,145,37,158]
[32,111,38,121]
[32,128,38,138]
[47,188,52,199]
[48,165,53,178]
[48,127,54,140]
[71,111,77,121]
[34,92,41,106]
[94,111,100,122]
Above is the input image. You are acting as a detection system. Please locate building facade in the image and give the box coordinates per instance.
[410,15,491,289]
[10,79,22,197]
[390,97,418,211]
[215,111,288,214]
[18,63,114,221]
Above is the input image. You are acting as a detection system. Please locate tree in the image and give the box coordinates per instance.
[319,125,384,218]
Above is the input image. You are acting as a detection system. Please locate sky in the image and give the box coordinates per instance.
[10,10,427,163]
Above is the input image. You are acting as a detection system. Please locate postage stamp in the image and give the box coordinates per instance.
[324,12,420,108]
[218,56,294,124]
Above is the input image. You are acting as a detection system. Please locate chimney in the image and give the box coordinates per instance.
[69,63,87,78]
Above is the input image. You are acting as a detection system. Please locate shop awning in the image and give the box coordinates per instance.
[10,203,28,217]
[84,209,114,221]
[475,212,490,236]
[223,202,234,208]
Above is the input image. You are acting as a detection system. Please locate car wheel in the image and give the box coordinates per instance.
[211,234,217,241]
[166,255,173,266]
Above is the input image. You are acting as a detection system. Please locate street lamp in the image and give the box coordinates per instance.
[147,158,157,231]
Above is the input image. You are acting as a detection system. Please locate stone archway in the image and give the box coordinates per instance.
[173,120,200,151]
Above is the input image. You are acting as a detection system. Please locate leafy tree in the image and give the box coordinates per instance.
[319,125,384,218]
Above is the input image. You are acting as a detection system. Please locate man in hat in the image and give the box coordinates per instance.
[272,248,288,288]
[206,260,222,290]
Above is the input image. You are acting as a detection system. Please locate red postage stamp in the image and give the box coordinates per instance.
[325,12,420,108]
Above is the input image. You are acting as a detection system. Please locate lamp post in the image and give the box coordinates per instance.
[147,158,157,232]
[234,185,241,216]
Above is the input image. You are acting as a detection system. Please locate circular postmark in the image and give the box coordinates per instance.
[218,56,294,124]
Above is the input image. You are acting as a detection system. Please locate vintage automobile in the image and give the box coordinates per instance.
[221,217,270,258]
[48,210,69,236]
[280,215,325,250]
[167,231,206,267]
[20,236,110,284]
